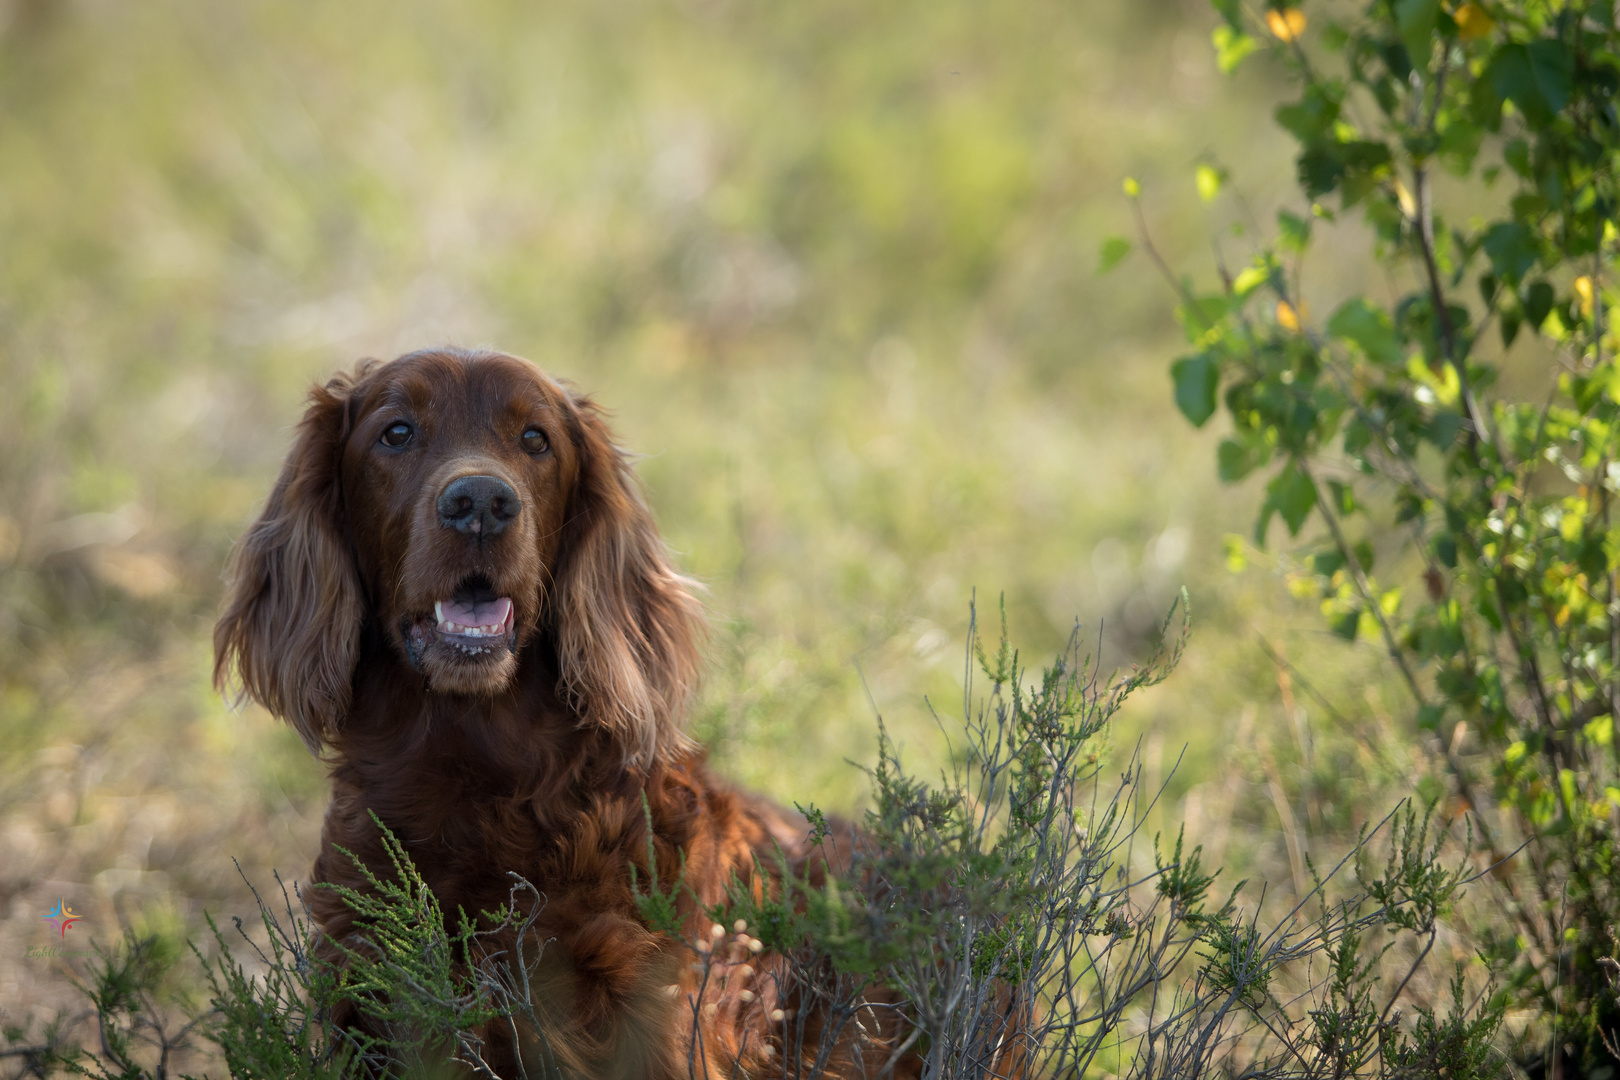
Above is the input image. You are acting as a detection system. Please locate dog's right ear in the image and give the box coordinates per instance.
[214,365,372,754]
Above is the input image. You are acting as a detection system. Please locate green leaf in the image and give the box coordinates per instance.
[1489,42,1572,128]
[1525,40,1573,114]
[1489,45,1539,124]
[1434,532,1457,568]
[1428,410,1462,448]
[1265,460,1318,537]
[1417,704,1445,731]
[1297,146,1343,198]
[1277,210,1312,253]
[1097,235,1133,273]
[1212,25,1257,74]
[1218,438,1266,482]
[1311,549,1346,576]
[1437,110,1486,170]
[1172,354,1220,427]
[1510,191,1545,220]
[1394,0,1439,71]
[1337,140,1394,173]
[1231,264,1270,297]
[1523,280,1554,328]
[1469,72,1504,129]
[1274,87,1342,143]
[1482,221,1537,284]
[1500,307,1523,347]
[1211,0,1243,30]
[1177,293,1231,341]
[1586,714,1615,748]
[1297,140,1393,202]
[1327,297,1404,365]
[1503,138,1531,178]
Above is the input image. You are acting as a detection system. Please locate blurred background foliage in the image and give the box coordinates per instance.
[1,0,1427,1037]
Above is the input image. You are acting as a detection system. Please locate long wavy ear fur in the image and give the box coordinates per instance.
[214,366,370,754]
[553,395,705,767]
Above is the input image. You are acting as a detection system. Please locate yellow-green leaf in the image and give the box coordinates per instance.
[1584,713,1614,747]
[1212,25,1257,74]
[1097,235,1133,273]
[1232,265,1269,297]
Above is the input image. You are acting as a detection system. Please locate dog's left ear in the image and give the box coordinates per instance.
[552,394,705,767]
[214,365,372,754]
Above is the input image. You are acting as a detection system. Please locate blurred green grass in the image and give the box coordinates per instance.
[1,0,1417,1027]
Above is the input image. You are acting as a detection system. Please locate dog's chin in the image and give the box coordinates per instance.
[400,589,523,696]
[420,644,519,695]
[404,624,521,695]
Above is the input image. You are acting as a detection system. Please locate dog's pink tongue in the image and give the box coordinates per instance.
[439,596,512,630]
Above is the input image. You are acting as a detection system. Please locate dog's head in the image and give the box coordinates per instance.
[214,348,703,766]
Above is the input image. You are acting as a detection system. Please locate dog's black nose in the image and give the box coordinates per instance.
[437,475,520,537]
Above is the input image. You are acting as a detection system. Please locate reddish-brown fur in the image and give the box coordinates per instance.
[214,348,882,1079]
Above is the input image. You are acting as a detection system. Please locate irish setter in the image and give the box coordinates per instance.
[214,348,897,1079]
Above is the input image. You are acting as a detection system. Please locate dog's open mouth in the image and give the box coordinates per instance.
[404,576,520,669]
[434,596,514,640]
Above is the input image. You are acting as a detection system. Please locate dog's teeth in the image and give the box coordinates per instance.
[431,603,510,641]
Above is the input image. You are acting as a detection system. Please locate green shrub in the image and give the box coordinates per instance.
[1117,0,1620,1071]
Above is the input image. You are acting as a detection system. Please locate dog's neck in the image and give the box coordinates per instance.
[329,624,647,838]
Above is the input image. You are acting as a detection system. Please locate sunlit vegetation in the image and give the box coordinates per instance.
[4,0,1579,1073]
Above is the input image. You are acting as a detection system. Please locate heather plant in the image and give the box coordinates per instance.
[615,600,1507,1079]
[648,598,1202,1078]
[1109,0,1620,1070]
[4,604,1509,1078]
[1,929,208,1080]
[194,876,358,1080]
[1138,801,1506,1079]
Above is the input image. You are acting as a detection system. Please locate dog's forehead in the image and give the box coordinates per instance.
[362,350,563,419]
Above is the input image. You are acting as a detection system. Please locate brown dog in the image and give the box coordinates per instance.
[214,348,888,1079]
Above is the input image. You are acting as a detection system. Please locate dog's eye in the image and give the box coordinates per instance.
[380,422,414,449]
[521,426,549,454]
